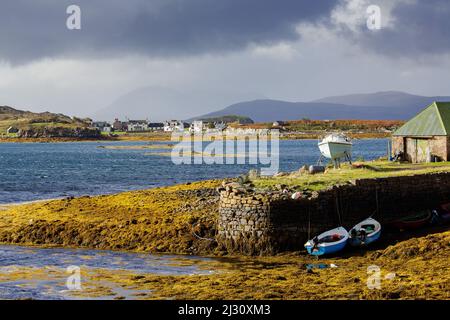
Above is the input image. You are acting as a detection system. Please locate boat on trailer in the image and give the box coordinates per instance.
[318,133,352,167]
[348,218,381,247]
[304,227,349,256]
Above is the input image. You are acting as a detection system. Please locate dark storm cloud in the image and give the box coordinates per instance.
[0,0,336,63]
[344,0,450,57]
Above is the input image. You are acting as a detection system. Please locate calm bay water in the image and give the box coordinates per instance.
[0,139,389,299]
[0,139,388,204]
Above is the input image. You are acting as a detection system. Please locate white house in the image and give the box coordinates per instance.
[148,122,164,131]
[6,126,19,134]
[190,120,205,133]
[164,120,185,132]
[214,122,227,131]
[272,121,286,127]
[127,120,149,132]
[92,121,111,132]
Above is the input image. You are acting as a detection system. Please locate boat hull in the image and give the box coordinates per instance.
[348,217,382,247]
[305,240,347,256]
[348,229,381,247]
[304,227,349,256]
[318,141,352,160]
[440,203,450,221]
[389,210,432,230]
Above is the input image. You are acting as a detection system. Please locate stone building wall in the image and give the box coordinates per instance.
[429,136,448,161]
[391,136,404,156]
[217,172,450,255]
[391,136,449,162]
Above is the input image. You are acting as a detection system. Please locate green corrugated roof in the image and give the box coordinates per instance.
[393,101,450,136]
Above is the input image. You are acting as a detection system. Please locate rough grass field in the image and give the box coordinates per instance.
[254,161,450,191]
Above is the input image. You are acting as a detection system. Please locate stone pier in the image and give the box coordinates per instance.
[217,172,450,255]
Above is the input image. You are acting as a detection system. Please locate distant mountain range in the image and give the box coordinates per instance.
[95,88,450,122]
[194,91,450,122]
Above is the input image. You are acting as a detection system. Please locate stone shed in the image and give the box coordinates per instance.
[392,101,450,163]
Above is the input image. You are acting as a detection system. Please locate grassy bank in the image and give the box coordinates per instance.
[254,161,450,191]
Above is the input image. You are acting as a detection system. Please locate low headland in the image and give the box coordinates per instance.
[0,160,449,299]
[0,105,402,142]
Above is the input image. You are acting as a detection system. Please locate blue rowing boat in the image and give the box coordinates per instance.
[348,218,381,247]
[304,227,349,256]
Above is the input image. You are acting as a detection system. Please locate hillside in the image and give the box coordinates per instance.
[192,91,450,122]
[313,91,450,108]
[0,105,95,138]
[194,99,407,122]
[193,115,254,124]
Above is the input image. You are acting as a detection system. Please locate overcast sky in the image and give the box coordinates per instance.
[1,0,450,119]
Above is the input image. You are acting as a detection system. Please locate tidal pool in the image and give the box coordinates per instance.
[0,245,216,300]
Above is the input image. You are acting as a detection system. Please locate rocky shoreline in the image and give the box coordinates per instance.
[0,180,222,255]
[0,177,448,299]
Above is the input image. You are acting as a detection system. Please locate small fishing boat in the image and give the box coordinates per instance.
[318,133,352,162]
[348,218,381,247]
[432,203,450,223]
[439,203,450,220]
[304,227,349,256]
[389,210,432,230]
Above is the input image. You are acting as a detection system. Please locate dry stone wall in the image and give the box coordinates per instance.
[217,172,450,255]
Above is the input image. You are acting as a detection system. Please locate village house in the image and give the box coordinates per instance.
[148,122,164,131]
[392,101,450,163]
[92,121,111,132]
[127,120,149,132]
[214,122,227,131]
[112,118,127,131]
[6,126,19,134]
[190,120,228,133]
[190,120,205,133]
[163,120,186,132]
[272,121,286,127]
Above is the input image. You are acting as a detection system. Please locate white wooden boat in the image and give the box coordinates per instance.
[304,227,349,256]
[318,133,352,161]
[348,218,381,247]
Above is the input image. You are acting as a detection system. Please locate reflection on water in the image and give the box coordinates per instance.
[0,245,215,300]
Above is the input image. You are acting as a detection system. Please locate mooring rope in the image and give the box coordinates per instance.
[335,191,343,226]
[370,187,379,218]
[307,205,311,240]
[375,187,379,216]
[191,222,217,242]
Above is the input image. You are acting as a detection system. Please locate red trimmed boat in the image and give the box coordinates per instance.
[389,210,432,230]
[436,203,450,222]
